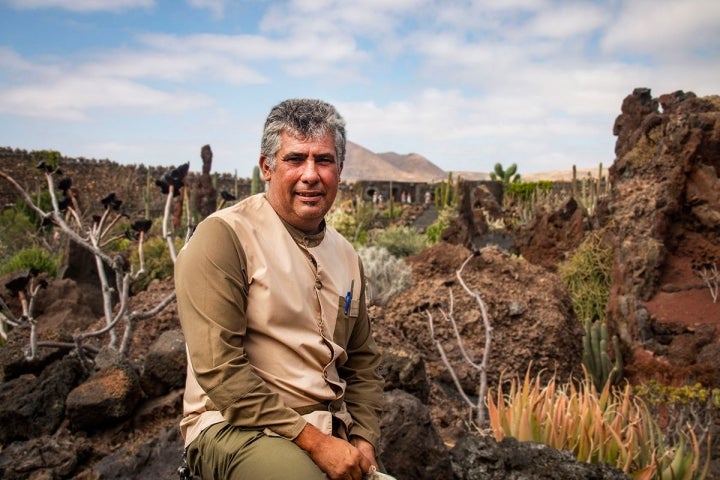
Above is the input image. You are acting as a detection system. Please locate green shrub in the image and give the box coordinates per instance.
[358,246,412,306]
[0,247,59,277]
[327,199,374,247]
[129,235,179,292]
[559,232,612,323]
[634,381,720,453]
[327,201,358,243]
[0,207,36,262]
[379,205,403,220]
[426,206,458,245]
[371,225,427,258]
[504,181,554,203]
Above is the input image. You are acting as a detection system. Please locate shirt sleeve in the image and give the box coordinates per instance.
[175,217,307,439]
[339,259,384,449]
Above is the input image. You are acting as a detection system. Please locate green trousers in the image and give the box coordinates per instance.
[186,422,327,480]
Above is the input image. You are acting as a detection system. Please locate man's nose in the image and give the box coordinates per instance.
[300,160,320,181]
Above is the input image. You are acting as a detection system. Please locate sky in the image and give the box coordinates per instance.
[0,0,719,178]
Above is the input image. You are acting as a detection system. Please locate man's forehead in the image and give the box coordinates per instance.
[280,130,336,154]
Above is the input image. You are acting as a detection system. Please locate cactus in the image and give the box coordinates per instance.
[144,168,152,219]
[452,174,461,206]
[443,172,452,207]
[572,163,607,217]
[434,172,459,211]
[571,164,578,200]
[489,162,520,184]
[388,180,395,219]
[582,319,624,390]
[251,166,262,195]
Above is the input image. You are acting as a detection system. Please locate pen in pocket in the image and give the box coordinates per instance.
[344,279,354,315]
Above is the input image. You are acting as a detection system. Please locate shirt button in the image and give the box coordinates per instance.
[315,280,322,289]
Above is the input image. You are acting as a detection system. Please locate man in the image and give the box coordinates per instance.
[175,99,384,480]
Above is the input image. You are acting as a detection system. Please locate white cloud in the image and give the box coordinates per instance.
[1,0,153,12]
[187,0,225,18]
[602,0,720,56]
[81,47,268,84]
[137,31,367,65]
[0,47,62,78]
[525,2,610,39]
[0,76,212,120]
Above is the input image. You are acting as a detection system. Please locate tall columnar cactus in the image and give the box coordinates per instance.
[434,172,458,211]
[443,172,453,207]
[452,174,461,206]
[388,180,395,220]
[144,168,152,219]
[582,319,624,390]
[572,163,605,217]
[251,166,262,195]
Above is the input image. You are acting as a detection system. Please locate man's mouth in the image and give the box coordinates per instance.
[296,191,323,200]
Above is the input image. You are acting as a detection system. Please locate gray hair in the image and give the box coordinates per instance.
[260,99,346,171]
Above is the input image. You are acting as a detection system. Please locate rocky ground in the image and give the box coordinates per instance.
[0,249,629,480]
[1,87,719,479]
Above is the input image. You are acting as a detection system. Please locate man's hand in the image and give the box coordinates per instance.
[294,424,372,480]
[350,436,378,470]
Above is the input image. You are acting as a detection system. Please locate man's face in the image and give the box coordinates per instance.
[261,130,342,233]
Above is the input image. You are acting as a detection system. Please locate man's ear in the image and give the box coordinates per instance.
[259,156,272,181]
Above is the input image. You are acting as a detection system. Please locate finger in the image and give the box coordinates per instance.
[359,456,372,477]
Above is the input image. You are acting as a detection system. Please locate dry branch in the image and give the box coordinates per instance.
[426,253,493,426]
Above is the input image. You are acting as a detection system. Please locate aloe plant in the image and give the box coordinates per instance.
[487,367,707,479]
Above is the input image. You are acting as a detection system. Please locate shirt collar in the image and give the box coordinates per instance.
[279,214,326,248]
[261,194,326,247]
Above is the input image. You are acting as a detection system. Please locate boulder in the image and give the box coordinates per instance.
[66,348,143,431]
[0,428,92,480]
[0,355,84,443]
[0,277,101,381]
[379,389,453,479]
[89,425,187,480]
[376,243,583,393]
[450,433,630,480]
[140,329,186,398]
[379,347,430,403]
[514,196,586,270]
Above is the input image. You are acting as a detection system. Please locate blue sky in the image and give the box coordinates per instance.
[1,0,718,177]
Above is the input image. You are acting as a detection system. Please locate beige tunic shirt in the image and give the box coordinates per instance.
[175,194,383,448]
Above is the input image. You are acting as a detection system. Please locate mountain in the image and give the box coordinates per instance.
[342,142,589,183]
[376,150,447,182]
[342,141,446,183]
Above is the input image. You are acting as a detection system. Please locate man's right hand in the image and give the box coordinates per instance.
[294,423,372,480]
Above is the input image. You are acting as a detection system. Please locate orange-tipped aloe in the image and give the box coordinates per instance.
[486,366,708,479]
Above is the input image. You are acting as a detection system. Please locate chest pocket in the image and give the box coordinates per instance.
[333,295,359,355]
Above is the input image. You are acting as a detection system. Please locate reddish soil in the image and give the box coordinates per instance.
[645,254,720,328]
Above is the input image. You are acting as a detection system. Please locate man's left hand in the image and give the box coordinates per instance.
[350,437,378,470]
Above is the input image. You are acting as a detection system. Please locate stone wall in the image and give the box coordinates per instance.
[0,147,250,221]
